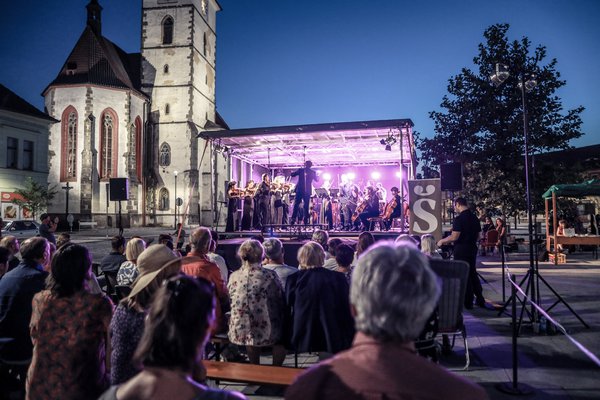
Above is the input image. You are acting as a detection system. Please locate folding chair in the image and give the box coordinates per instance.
[428,259,470,370]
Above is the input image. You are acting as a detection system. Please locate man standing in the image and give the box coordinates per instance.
[290,160,318,225]
[286,242,488,400]
[437,197,485,309]
[38,213,57,246]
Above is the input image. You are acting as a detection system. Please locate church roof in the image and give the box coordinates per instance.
[0,83,58,123]
[44,26,144,97]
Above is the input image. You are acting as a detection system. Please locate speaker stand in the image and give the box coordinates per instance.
[118,200,123,236]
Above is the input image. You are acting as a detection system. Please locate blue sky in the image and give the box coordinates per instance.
[1,0,598,148]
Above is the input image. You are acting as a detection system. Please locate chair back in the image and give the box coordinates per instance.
[428,259,469,333]
[485,229,499,244]
[114,285,132,300]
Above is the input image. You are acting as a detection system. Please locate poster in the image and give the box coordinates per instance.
[2,203,18,220]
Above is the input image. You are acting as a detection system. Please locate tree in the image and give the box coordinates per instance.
[417,24,584,218]
[12,177,57,219]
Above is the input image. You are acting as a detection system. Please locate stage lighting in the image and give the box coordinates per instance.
[395,171,402,178]
[385,144,392,151]
[348,172,356,180]
[380,139,386,145]
[371,171,381,180]
[323,172,332,181]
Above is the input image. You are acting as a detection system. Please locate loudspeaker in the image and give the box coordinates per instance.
[440,163,463,191]
[109,178,129,201]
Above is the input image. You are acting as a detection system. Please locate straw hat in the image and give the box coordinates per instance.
[127,244,181,299]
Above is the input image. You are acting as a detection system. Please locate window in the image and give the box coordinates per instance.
[61,108,78,181]
[23,140,34,170]
[159,142,171,166]
[135,117,142,182]
[203,32,208,56]
[165,103,170,115]
[162,16,174,45]
[163,64,169,74]
[159,187,170,210]
[7,137,18,168]
[100,109,118,180]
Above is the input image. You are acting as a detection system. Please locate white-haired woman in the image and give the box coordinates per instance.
[228,239,286,365]
[420,234,442,259]
[116,237,147,286]
[285,241,354,355]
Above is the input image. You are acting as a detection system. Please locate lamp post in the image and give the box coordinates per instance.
[491,63,538,315]
[174,170,178,228]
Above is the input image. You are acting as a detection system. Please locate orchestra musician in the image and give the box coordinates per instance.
[271,175,285,226]
[256,173,271,230]
[226,181,241,232]
[241,180,257,230]
[343,185,360,231]
[290,160,318,225]
[383,186,403,230]
[353,186,380,231]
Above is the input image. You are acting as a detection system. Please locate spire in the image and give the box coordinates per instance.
[86,0,103,35]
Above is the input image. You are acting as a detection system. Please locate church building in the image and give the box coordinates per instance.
[44,0,228,228]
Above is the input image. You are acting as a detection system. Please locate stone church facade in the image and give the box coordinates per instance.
[45,0,227,228]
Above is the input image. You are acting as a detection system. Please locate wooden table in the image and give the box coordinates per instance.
[546,235,600,264]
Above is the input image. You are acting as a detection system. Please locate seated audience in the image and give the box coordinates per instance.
[555,219,567,252]
[262,237,297,288]
[26,243,113,399]
[355,231,375,260]
[311,229,329,253]
[286,242,488,400]
[110,244,182,385]
[158,233,174,250]
[207,231,229,285]
[56,232,71,249]
[100,236,127,291]
[228,240,286,365]
[0,237,49,362]
[323,238,343,270]
[99,275,245,400]
[334,243,355,283]
[421,234,442,259]
[0,247,10,280]
[117,238,147,286]
[181,227,229,333]
[285,242,354,354]
[0,235,21,272]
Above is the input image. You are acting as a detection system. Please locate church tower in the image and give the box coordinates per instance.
[141,0,223,226]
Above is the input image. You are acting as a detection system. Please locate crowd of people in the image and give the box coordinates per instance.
[0,217,489,399]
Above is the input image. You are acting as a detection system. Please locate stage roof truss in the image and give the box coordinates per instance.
[208,119,416,169]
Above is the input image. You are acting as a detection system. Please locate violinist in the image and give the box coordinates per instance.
[353,186,380,231]
[343,185,360,231]
[383,186,403,230]
[256,173,271,230]
[241,180,256,230]
[226,181,240,232]
[271,175,285,226]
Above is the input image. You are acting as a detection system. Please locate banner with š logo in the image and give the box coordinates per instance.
[408,179,442,240]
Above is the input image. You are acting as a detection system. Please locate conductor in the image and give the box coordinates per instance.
[291,160,318,225]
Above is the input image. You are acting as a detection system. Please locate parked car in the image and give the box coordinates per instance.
[1,220,40,239]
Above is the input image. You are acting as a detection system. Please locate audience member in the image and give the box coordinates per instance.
[285,242,354,354]
[228,240,286,365]
[158,233,174,250]
[26,243,113,399]
[263,237,297,288]
[355,231,375,259]
[0,247,10,280]
[311,229,329,252]
[117,238,147,286]
[395,233,418,246]
[38,213,58,245]
[110,244,182,385]
[99,275,245,400]
[173,223,186,250]
[421,234,442,259]
[495,217,507,251]
[286,242,488,400]
[56,232,71,249]
[181,227,229,333]
[334,243,354,283]
[100,236,127,291]
[323,238,343,270]
[207,231,228,284]
[0,235,21,271]
[0,237,49,362]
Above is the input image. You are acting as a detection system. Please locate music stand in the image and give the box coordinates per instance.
[314,188,329,198]
[329,188,339,197]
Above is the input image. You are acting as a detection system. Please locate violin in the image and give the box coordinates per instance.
[228,188,245,198]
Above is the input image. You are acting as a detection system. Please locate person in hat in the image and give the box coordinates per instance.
[109,244,182,385]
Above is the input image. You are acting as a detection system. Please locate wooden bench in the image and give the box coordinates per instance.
[79,221,98,231]
[204,360,303,387]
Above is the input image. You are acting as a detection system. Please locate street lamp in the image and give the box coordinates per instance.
[174,170,178,228]
[491,63,538,310]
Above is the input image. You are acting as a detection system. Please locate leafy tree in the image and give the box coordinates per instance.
[417,23,584,218]
[12,177,57,219]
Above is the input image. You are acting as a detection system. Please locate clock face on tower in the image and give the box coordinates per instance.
[201,0,208,16]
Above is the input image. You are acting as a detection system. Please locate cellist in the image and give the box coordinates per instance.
[383,186,403,230]
[352,186,380,231]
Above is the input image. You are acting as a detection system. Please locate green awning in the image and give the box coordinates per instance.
[542,178,600,199]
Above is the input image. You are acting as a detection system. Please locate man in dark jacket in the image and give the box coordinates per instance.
[290,160,318,225]
[99,236,126,292]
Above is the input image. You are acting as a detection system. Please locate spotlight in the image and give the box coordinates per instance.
[490,63,509,87]
[371,171,381,180]
[323,172,332,181]
[347,172,356,180]
[380,139,387,145]
[395,171,402,178]
[385,145,392,151]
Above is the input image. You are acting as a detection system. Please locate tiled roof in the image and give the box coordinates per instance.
[44,26,144,96]
[0,83,58,122]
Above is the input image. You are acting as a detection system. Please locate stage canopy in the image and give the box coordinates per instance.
[206,119,416,169]
[542,178,600,199]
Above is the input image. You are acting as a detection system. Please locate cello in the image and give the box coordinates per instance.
[381,197,398,219]
[351,195,369,223]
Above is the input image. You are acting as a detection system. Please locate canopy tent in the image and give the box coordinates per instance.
[542,178,600,199]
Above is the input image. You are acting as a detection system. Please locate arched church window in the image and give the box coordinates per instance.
[159,142,171,167]
[61,106,78,181]
[162,16,174,45]
[159,187,170,210]
[165,103,170,115]
[100,109,118,179]
[163,64,169,74]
